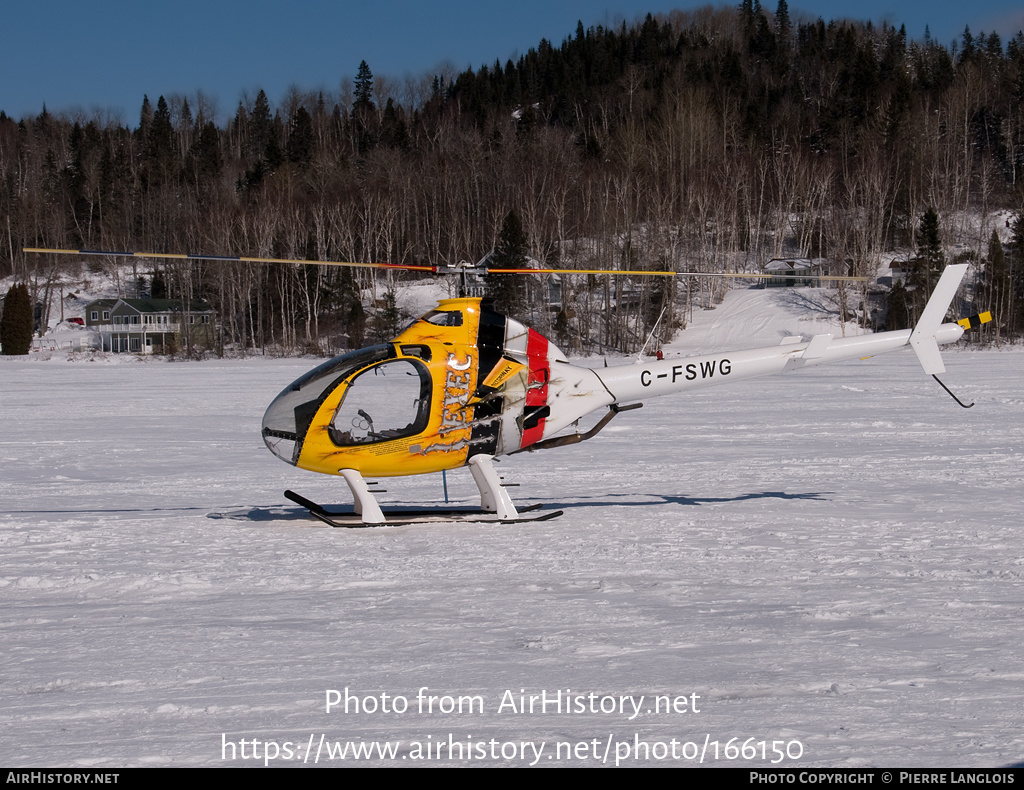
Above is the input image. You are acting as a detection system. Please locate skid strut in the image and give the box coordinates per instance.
[339,468,385,524]
[468,454,519,520]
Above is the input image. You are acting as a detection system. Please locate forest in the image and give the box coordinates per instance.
[3,1,1024,354]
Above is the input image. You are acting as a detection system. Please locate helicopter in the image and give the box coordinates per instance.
[24,248,987,526]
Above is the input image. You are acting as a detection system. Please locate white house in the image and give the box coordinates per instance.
[84,298,214,353]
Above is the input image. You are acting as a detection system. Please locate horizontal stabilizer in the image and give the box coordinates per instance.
[801,333,834,360]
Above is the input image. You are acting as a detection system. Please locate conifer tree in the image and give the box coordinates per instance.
[371,290,401,342]
[329,270,365,348]
[354,61,375,112]
[347,299,366,348]
[379,99,409,149]
[286,106,314,167]
[1008,212,1024,337]
[1,283,33,355]
[352,61,377,153]
[916,208,943,270]
[486,211,529,316]
[775,0,791,39]
[910,207,943,317]
[264,111,285,170]
[151,271,168,299]
[249,90,273,161]
[143,96,176,189]
[138,95,153,144]
[978,230,1009,340]
[190,121,223,183]
[885,279,912,330]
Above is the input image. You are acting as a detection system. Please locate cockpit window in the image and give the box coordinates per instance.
[262,345,395,464]
[420,310,463,327]
[330,359,432,446]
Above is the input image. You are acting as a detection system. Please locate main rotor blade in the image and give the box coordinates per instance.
[22,248,437,272]
[490,266,868,281]
[23,248,868,282]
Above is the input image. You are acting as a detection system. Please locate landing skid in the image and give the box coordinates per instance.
[281,454,560,527]
[284,489,562,528]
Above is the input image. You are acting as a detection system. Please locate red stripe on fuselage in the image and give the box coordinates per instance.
[520,329,549,448]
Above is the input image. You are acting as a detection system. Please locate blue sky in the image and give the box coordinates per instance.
[4,0,1024,123]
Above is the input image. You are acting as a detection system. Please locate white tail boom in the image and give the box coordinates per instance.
[534,265,970,441]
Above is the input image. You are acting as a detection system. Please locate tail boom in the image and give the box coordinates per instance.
[591,265,969,404]
[590,329,945,404]
[519,265,969,450]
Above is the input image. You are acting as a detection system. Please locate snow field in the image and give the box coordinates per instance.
[1,336,1022,766]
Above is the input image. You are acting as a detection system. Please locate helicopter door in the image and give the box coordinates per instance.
[330,358,431,446]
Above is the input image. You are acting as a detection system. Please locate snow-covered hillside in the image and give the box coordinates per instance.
[2,288,1022,768]
[667,286,868,354]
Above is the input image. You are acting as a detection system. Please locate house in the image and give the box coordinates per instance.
[888,259,912,286]
[84,298,215,354]
[763,258,827,287]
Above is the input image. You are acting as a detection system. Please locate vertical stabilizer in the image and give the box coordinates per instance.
[909,264,968,375]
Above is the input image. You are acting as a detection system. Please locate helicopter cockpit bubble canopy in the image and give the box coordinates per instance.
[261,344,401,465]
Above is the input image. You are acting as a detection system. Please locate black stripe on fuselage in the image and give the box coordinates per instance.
[469,300,505,458]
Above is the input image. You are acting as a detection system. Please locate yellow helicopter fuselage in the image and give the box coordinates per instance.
[261,297,578,478]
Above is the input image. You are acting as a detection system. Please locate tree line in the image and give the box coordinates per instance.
[3,3,1024,354]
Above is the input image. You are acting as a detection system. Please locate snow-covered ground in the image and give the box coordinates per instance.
[665,286,868,354]
[2,289,1023,767]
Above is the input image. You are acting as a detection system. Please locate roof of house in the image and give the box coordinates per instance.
[764,258,826,272]
[476,252,544,271]
[86,298,213,313]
